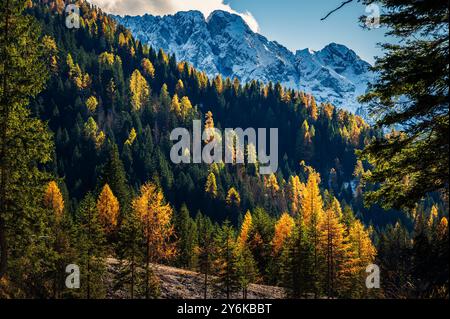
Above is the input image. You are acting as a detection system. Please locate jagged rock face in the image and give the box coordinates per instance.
[295,44,374,114]
[114,10,373,114]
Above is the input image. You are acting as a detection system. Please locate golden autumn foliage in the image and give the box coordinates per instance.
[348,220,376,265]
[66,54,91,90]
[175,79,185,96]
[237,211,252,249]
[226,187,241,208]
[272,213,295,255]
[97,184,120,233]
[86,95,98,113]
[141,58,155,78]
[180,96,193,119]
[309,96,318,121]
[170,93,193,119]
[265,173,280,195]
[438,217,448,239]
[129,69,150,111]
[125,127,137,146]
[99,52,115,66]
[42,35,58,72]
[170,94,181,115]
[84,117,105,149]
[118,32,129,47]
[319,204,350,296]
[428,205,439,227]
[132,182,176,262]
[300,170,323,224]
[204,111,215,144]
[287,175,305,215]
[205,172,218,198]
[213,75,223,94]
[43,181,64,221]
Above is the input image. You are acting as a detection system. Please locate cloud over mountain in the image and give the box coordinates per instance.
[88,0,259,32]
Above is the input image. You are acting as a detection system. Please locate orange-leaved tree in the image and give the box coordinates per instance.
[97,184,120,234]
[132,182,176,298]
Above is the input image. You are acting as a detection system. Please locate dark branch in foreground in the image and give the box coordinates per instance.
[321,0,354,21]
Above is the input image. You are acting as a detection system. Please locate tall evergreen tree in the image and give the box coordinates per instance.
[214,220,240,299]
[358,0,449,209]
[196,212,215,299]
[175,204,198,269]
[0,0,53,287]
[74,193,107,299]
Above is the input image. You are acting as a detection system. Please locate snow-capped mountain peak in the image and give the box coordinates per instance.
[113,11,373,114]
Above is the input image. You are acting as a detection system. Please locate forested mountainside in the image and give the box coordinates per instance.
[114,10,374,115]
[32,0,393,226]
[0,0,447,299]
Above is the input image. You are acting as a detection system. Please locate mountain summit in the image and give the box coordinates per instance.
[114,10,373,114]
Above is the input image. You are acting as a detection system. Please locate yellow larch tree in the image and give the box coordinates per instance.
[287,175,305,215]
[44,181,64,221]
[125,128,137,146]
[129,69,150,111]
[170,94,181,116]
[347,219,377,297]
[300,170,323,224]
[86,95,98,113]
[265,173,280,198]
[141,58,155,78]
[99,52,115,66]
[175,79,185,96]
[272,213,295,255]
[205,172,218,198]
[132,182,176,298]
[204,111,215,144]
[237,210,252,250]
[133,182,176,262]
[213,75,223,94]
[226,187,241,208]
[319,201,350,298]
[437,217,448,239]
[310,96,318,120]
[42,35,58,72]
[96,184,120,234]
[428,205,439,227]
[299,168,325,294]
[180,96,193,119]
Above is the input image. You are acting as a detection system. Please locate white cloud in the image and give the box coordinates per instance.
[89,0,260,33]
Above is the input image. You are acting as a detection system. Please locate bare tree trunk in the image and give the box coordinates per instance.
[87,207,92,299]
[203,254,208,299]
[145,238,150,299]
[131,251,135,299]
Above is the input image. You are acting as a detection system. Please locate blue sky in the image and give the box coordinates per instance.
[227,0,388,64]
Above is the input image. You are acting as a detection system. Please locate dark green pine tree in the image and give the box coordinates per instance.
[73,193,107,299]
[280,218,315,298]
[196,212,215,299]
[358,0,449,210]
[0,0,54,292]
[236,246,258,299]
[174,204,198,270]
[115,207,145,299]
[214,220,240,299]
